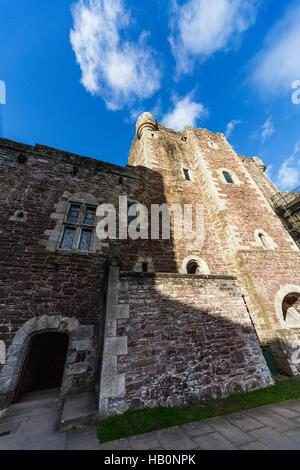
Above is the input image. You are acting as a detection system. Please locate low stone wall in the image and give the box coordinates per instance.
[98,271,273,417]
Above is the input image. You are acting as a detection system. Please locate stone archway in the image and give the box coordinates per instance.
[0,315,94,409]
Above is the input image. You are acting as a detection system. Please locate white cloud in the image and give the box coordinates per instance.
[169,0,259,74]
[70,0,161,110]
[225,119,241,138]
[251,3,300,94]
[277,157,299,190]
[161,95,208,131]
[276,140,300,190]
[261,117,275,145]
[265,165,273,179]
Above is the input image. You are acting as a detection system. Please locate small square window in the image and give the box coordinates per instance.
[67,204,80,224]
[60,227,76,250]
[79,229,92,251]
[183,169,190,181]
[83,207,96,226]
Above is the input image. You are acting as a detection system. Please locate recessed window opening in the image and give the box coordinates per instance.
[10,210,28,222]
[14,211,25,219]
[18,154,27,164]
[223,171,234,184]
[187,261,199,274]
[142,262,148,273]
[60,202,96,252]
[258,233,267,249]
[72,166,79,176]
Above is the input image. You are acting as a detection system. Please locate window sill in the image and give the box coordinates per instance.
[57,249,94,255]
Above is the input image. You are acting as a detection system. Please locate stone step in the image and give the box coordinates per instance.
[59,391,97,432]
[2,389,61,419]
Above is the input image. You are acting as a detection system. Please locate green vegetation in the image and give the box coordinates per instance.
[96,379,300,443]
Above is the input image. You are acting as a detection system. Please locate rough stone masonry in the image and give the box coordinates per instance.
[0,112,299,417]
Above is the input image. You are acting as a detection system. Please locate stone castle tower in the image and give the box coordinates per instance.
[0,112,300,421]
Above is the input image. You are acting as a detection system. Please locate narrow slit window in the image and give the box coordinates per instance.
[183,169,190,181]
[79,229,92,251]
[60,227,76,250]
[223,171,234,184]
[67,204,80,224]
[259,233,267,249]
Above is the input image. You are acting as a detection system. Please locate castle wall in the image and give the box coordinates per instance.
[129,119,300,381]
[0,138,176,408]
[185,128,296,253]
[129,127,230,276]
[183,128,300,374]
[1,110,300,416]
[238,250,300,374]
[239,155,278,202]
[99,271,273,417]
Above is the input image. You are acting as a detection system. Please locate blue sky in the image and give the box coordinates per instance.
[0,0,300,190]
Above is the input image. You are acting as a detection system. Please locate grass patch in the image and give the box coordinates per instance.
[96,379,300,443]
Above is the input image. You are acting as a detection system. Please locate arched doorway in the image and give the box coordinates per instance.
[15,332,69,400]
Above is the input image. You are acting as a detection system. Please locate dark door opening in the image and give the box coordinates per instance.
[15,332,69,399]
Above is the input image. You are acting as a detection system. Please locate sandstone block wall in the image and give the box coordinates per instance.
[1,110,300,415]
[99,271,273,417]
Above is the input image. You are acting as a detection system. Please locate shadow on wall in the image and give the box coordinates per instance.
[98,270,288,417]
[0,155,179,410]
[0,140,299,415]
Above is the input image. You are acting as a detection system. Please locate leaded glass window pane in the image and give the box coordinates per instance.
[83,207,96,226]
[60,227,76,250]
[79,229,92,251]
[67,204,80,224]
